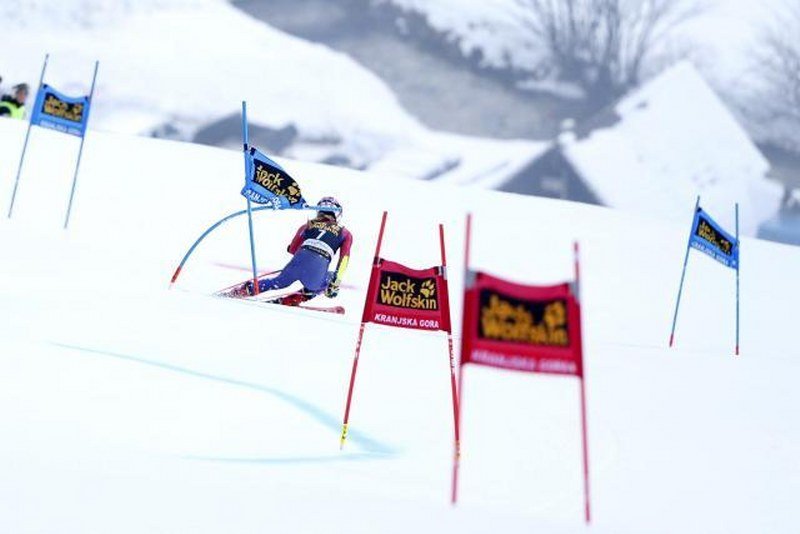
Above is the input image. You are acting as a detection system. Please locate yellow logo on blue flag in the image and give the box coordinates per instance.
[689,208,739,269]
[240,147,306,209]
[30,84,91,137]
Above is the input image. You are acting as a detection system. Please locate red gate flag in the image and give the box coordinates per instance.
[340,212,460,473]
[361,259,452,332]
[461,273,582,377]
[452,215,591,524]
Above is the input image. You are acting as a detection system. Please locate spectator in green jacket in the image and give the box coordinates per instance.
[0,83,30,119]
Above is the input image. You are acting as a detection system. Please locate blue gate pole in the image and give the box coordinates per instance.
[7,53,49,219]
[669,195,700,348]
[242,101,260,294]
[63,60,99,229]
[167,204,330,289]
[735,203,740,356]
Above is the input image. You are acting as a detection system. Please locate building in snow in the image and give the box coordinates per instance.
[501,62,783,237]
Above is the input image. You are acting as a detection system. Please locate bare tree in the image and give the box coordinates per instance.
[519,0,701,104]
[753,5,800,152]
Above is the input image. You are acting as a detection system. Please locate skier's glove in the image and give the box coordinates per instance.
[325,278,340,298]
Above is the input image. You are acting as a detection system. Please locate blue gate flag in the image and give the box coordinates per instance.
[29,84,91,137]
[240,147,306,209]
[689,207,739,269]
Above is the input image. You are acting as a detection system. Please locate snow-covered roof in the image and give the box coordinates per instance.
[560,62,781,235]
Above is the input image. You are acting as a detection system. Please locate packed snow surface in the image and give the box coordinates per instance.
[1,118,799,532]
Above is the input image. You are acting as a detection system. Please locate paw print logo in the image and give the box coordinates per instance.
[543,301,566,329]
[420,279,436,298]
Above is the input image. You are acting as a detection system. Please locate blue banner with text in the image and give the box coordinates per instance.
[30,84,90,137]
[240,147,306,209]
[689,208,739,269]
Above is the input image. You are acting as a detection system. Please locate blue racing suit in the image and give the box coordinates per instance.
[255,216,353,295]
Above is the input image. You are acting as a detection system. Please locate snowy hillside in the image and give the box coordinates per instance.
[379,0,791,85]
[0,0,542,183]
[377,0,541,74]
[378,0,794,142]
[2,118,800,533]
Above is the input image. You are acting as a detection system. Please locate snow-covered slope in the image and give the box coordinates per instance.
[0,0,543,182]
[1,118,799,533]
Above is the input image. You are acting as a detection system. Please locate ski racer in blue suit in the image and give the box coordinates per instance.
[242,197,353,304]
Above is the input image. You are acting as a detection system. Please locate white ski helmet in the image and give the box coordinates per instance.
[317,196,342,221]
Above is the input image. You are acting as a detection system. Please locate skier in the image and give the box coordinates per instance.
[238,196,352,305]
[0,83,29,119]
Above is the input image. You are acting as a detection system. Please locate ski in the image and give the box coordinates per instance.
[296,303,345,315]
[255,292,346,314]
[216,286,344,314]
[216,287,296,302]
[214,270,282,298]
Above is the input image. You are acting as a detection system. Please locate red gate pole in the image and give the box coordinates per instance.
[465,213,473,269]
[340,322,366,449]
[452,213,472,504]
[373,211,388,263]
[440,223,460,504]
[574,240,592,523]
[452,364,465,504]
[579,377,592,523]
[573,241,581,296]
[339,212,388,450]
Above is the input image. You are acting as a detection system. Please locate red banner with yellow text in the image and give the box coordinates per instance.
[361,259,452,333]
[460,272,583,377]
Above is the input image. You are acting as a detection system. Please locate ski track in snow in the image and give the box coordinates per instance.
[51,341,398,460]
